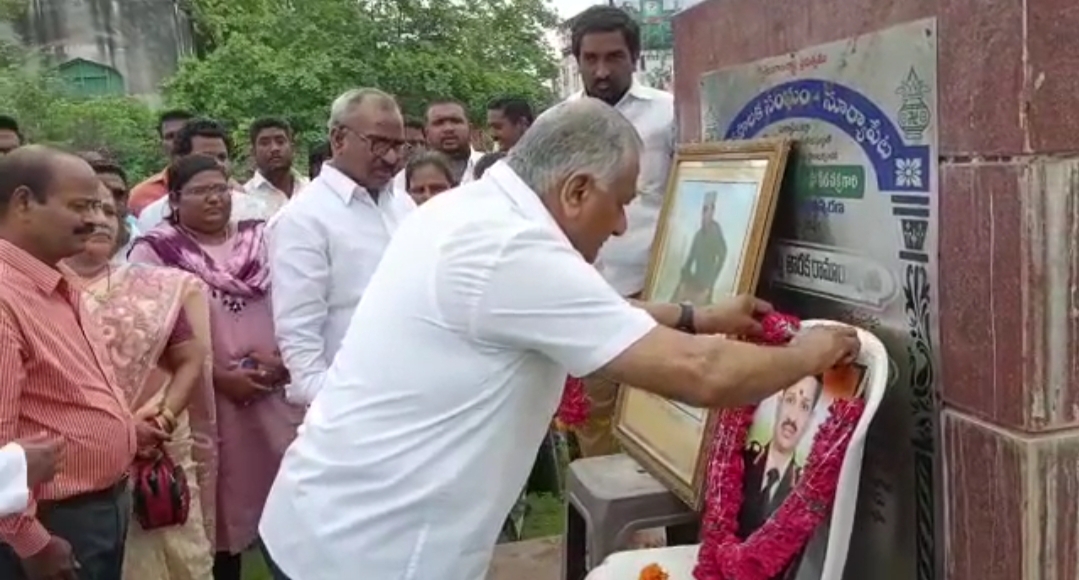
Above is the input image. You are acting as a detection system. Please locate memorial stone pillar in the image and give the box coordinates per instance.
[672,0,1079,578]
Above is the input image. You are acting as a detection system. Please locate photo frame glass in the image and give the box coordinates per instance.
[615,140,791,508]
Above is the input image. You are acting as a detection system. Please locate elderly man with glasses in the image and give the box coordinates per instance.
[267,88,417,406]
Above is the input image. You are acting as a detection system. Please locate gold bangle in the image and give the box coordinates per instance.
[159,408,177,431]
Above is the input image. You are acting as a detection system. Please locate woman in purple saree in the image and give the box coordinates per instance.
[129,154,304,580]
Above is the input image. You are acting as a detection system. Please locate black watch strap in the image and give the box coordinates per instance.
[676,302,696,334]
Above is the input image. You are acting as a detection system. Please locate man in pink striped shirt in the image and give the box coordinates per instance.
[0,146,147,580]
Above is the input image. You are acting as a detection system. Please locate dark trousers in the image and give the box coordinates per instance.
[0,480,131,580]
[213,551,243,580]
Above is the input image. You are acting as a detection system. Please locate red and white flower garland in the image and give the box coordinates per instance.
[556,376,590,428]
[555,312,867,580]
[693,313,866,580]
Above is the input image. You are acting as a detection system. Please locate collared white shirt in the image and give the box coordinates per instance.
[568,83,676,296]
[135,189,272,232]
[0,443,29,517]
[392,149,486,195]
[267,164,416,405]
[243,170,309,215]
[259,162,657,580]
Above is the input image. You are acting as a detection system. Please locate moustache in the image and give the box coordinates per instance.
[73,224,96,236]
[781,419,798,433]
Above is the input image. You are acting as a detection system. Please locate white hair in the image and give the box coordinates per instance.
[327,88,397,131]
[505,98,641,197]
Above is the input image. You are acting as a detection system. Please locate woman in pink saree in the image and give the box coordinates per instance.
[63,181,218,579]
[129,154,304,580]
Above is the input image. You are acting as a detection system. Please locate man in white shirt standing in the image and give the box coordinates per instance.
[258,98,860,580]
[566,5,679,458]
[268,88,416,405]
[244,117,309,215]
[393,99,484,194]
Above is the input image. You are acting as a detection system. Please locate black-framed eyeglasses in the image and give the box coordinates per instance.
[179,183,230,198]
[339,125,407,158]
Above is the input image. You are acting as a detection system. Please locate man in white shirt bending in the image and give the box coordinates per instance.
[565,5,680,457]
[267,88,416,405]
[258,98,860,580]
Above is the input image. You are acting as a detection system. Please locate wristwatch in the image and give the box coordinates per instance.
[676,302,697,334]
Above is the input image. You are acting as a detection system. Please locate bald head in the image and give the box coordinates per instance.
[0,145,100,263]
[0,145,89,211]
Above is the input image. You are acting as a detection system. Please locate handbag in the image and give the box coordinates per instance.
[131,447,190,530]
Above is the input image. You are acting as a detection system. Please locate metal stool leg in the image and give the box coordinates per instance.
[562,501,588,580]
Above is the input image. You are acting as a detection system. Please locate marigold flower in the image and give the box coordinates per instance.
[639,562,669,580]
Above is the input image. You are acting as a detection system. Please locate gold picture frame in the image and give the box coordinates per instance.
[613,138,792,509]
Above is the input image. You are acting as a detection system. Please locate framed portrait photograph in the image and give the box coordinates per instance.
[733,322,888,580]
[614,138,791,509]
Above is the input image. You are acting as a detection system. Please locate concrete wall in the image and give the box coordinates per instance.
[17,0,194,100]
[672,0,1079,578]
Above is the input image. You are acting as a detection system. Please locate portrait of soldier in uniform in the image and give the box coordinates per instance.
[651,179,758,306]
[672,190,727,305]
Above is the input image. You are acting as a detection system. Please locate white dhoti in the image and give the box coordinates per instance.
[585,545,701,580]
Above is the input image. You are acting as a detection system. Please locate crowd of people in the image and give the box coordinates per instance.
[0,5,860,580]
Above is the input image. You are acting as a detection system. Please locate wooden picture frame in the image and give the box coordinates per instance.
[614,138,792,509]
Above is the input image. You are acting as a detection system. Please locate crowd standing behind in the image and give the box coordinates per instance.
[0,6,861,580]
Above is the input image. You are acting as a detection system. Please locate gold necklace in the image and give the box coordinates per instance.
[77,263,115,301]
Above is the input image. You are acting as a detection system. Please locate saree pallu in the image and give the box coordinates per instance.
[79,264,218,580]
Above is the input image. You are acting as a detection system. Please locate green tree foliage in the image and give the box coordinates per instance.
[0,43,162,181]
[166,0,559,148]
[1,0,557,181]
[1,0,161,180]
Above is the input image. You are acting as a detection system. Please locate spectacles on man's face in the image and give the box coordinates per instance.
[339,125,407,159]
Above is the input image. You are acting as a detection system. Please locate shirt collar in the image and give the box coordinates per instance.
[0,239,64,294]
[319,163,383,206]
[569,80,654,107]
[247,170,308,195]
[485,162,572,247]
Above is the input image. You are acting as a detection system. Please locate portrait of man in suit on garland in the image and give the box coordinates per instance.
[738,375,823,541]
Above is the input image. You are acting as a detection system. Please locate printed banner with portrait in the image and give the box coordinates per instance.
[699,18,939,580]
